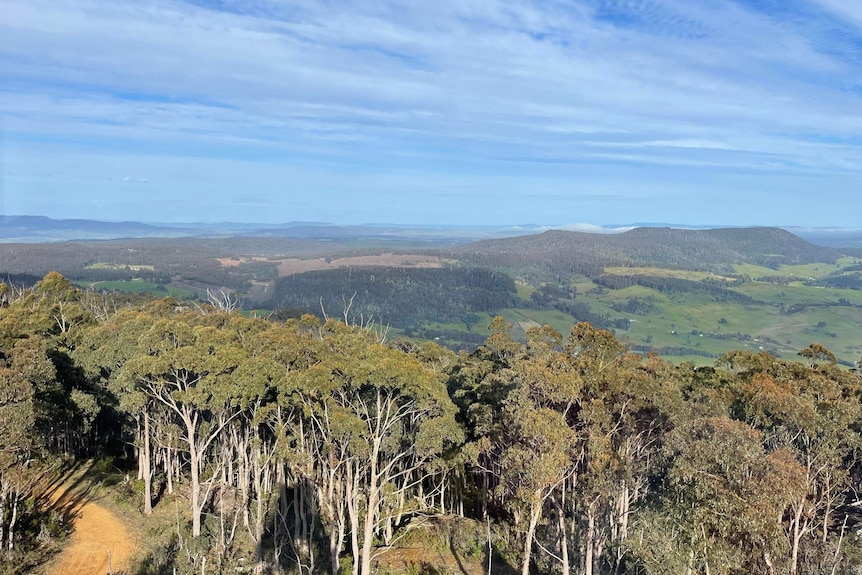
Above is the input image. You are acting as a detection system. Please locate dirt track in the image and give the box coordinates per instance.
[46,470,136,575]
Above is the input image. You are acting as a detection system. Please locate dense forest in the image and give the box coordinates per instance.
[267,267,519,329]
[3,273,862,575]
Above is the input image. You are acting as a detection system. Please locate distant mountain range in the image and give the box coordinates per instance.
[2,215,862,249]
[0,215,546,243]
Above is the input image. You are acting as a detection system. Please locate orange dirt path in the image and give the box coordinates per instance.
[46,474,136,575]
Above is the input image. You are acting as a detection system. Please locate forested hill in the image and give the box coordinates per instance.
[448,226,841,275]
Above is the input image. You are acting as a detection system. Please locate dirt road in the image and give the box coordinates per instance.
[46,470,137,575]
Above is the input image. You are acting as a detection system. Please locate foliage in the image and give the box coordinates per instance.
[268,266,518,328]
[2,273,862,575]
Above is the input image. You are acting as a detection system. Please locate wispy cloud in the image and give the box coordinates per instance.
[2,0,862,225]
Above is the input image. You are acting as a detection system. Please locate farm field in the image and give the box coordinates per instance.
[408,258,862,366]
[87,280,196,298]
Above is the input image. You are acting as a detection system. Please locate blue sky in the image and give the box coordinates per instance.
[2,0,862,226]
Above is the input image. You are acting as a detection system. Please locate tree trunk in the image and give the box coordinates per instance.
[438,470,447,514]
[191,448,202,537]
[165,446,174,494]
[252,444,266,574]
[184,410,203,538]
[347,462,361,575]
[554,497,569,575]
[240,430,251,530]
[0,485,6,550]
[823,473,832,544]
[329,505,346,575]
[360,458,379,575]
[142,411,153,515]
[521,494,543,575]
[585,503,596,575]
[790,500,805,575]
[7,488,18,553]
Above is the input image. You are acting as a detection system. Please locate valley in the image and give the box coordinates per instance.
[2,224,861,366]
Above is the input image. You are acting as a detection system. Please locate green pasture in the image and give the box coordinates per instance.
[732,282,862,306]
[570,278,862,365]
[89,280,196,298]
[734,257,862,281]
[602,266,736,282]
[515,283,536,298]
[410,262,862,366]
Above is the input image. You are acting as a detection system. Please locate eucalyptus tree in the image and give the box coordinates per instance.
[662,416,807,575]
[0,274,96,560]
[284,319,463,575]
[114,312,251,536]
[729,354,862,574]
[76,310,158,512]
[0,336,53,555]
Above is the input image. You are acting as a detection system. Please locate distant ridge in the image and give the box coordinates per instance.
[0,215,188,242]
[448,226,842,273]
[0,216,859,251]
[0,216,570,243]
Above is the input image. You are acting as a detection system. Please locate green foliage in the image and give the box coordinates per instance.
[4,272,862,575]
[268,266,518,328]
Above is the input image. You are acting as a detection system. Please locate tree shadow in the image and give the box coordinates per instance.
[448,536,471,575]
[17,459,97,573]
[34,459,94,527]
[446,522,518,575]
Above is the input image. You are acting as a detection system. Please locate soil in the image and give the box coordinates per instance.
[43,464,137,575]
[217,253,446,276]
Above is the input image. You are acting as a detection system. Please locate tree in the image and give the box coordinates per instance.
[497,396,573,575]
[798,343,837,367]
[663,417,806,574]
[0,337,46,555]
[117,313,248,536]
[286,320,462,575]
[735,364,861,574]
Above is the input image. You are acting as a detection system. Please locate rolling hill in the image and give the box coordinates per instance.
[446,227,841,278]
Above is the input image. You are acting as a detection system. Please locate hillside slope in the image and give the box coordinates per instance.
[446,226,841,276]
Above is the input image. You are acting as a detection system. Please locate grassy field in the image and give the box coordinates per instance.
[734,258,862,281]
[603,266,736,282]
[88,280,196,298]
[447,259,862,366]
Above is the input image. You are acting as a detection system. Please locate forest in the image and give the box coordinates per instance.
[267,267,518,329]
[2,273,862,575]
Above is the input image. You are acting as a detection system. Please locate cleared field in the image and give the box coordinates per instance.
[84,262,155,271]
[733,282,862,305]
[602,266,736,282]
[734,258,861,280]
[567,275,862,365]
[515,282,536,298]
[219,253,450,276]
[217,256,272,267]
[88,280,195,298]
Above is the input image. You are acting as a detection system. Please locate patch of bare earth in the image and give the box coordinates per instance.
[218,253,448,276]
[44,464,136,575]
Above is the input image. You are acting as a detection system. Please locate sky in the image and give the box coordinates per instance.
[2,0,862,227]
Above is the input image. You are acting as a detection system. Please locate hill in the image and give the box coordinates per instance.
[447,227,841,278]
